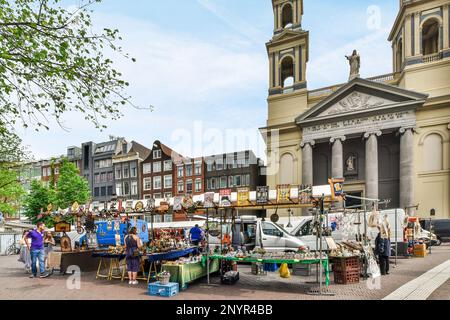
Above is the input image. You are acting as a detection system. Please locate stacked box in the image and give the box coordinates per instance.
[413,244,427,258]
[148,282,179,297]
[332,257,361,285]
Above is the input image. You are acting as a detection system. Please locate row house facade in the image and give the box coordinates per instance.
[174,157,206,196]
[141,141,180,200]
[112,141,151,201]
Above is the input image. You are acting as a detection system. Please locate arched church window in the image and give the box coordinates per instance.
[422,133,443,171]
[280,153,294,185]
[281,4,293,29]
[280,56,294,90]
[422,19,440,55]
[396,39,403,72]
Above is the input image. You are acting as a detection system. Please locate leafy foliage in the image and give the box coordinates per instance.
[0,168,26,217]
[23,159,90,225]
[55,159,90,209]
[0,0,139,132]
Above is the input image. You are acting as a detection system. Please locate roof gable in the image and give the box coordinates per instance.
[297,78,428,125]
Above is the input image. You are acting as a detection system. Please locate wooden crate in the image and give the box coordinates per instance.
[414,244,427,258]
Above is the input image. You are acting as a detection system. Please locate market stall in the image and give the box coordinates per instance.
[162,257,220,290]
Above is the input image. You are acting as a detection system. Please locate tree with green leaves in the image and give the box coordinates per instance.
[0,0,144,137]
[0,168,26,217]
[55,159,90,209]
[23,179,55,225]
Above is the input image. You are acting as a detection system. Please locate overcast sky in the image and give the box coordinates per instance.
[16,0,399,161]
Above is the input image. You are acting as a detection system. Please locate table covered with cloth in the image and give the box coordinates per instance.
[161,259,220,289]
[209,255,330,286]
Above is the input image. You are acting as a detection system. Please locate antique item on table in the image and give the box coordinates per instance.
[60,235,72,253]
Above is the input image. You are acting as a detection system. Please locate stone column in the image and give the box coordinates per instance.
[330,136,346,179]
[364,131,382,201]
[300,140,315,185]
[399,127,415,212]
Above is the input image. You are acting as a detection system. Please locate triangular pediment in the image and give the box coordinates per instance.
[270,29,307,43]
[296,78,428,125]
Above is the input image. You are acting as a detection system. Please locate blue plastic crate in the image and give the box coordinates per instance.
[148,282,179,297]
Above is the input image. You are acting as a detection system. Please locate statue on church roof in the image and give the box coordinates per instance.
[346,50,360,81]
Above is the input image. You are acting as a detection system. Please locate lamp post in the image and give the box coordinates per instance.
[429,209,435,255]
[287,208,293,228]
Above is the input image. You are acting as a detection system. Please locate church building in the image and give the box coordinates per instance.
[262,0,450,218]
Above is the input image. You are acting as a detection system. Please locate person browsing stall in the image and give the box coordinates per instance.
[124,227,142,285]
[24,222,51,278]
[189,224,203,246]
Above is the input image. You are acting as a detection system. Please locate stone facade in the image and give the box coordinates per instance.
[262,0,450,218]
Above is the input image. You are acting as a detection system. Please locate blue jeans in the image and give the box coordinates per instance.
[30,249,45,276]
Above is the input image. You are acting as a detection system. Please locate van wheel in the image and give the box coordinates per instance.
[436,238,442,246]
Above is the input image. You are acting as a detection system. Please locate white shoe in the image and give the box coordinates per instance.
[128,280,133,285]
[132,280,138,285]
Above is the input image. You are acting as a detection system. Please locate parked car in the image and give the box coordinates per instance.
[420,219,450,245]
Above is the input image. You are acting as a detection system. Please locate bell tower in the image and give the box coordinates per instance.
[388,0,450,96]
[266,0,309,126]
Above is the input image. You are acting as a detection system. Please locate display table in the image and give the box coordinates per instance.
[49,250,101,274]
[161,259,220,290]
[92,248,199,283]
[210,255,330,286]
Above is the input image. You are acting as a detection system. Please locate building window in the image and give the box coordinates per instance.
[143,178,152,191]
[195,162,202,175]
[186,164,193,176]
[101,187,106,197]
[220,176,227,189]
[177,180,184,193]
[130,166,137,178]
[164,161,172,172]
[107,186,113,196]
[186,179,193,194]
[115,168,121,179]
[177,166,184,178]
[153,150,162,159]
[281,3,293,28]
[195,179,202,192]
[216,160,223,171]
[94,187,100,197]
[211,178,216,190]
[207,162,215,172]
[54,167,60,175]
[143,163,151,174]
[123,167,129,178]
[131,181,138,195]
[153,193,162,200]
[164,175,173,189]
[153,162,162,173]
[281,56,294,90]
[123,182,130,195]
[95,159,112,169]
[244,153,250,167]
[422,19,440,55]
[101,172,107,182]
[280,153,294,185]
[228,176,234,188]
[153,176,162,190]
[107,172,113,181]
[94,173,100,183]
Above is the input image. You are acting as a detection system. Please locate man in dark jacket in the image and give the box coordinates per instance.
[375,227,391,275]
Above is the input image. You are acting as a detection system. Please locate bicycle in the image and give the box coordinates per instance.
[5,240,21,256]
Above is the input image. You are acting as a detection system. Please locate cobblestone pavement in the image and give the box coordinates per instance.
[0,244,449,300]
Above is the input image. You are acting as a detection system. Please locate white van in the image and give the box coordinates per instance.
[290,209,407,251]
[150,216,307,252]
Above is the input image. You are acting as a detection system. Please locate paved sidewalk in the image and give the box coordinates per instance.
[0,244,449,300]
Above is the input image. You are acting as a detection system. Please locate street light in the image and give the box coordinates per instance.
[287,208,293,228]
[429,209,435,254]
